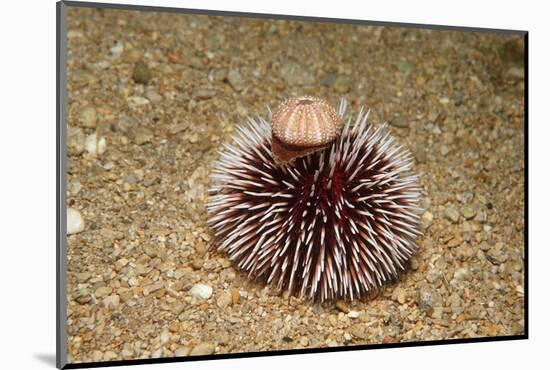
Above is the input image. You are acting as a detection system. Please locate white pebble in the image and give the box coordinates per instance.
[84,133,106,156]
[67,207,85,234]
[127,96,150,108]
[190,283,213,299]
[239,290,248,298]
[453,267,472,281]
[109,41,124,58]
[103,294,120,308]
[347,310,360,319]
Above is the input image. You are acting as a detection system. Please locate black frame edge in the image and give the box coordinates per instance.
[57,1,68,369]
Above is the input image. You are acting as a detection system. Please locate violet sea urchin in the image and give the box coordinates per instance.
[207,97,421,302]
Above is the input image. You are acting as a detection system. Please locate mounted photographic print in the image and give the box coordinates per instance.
[57,1,527,368]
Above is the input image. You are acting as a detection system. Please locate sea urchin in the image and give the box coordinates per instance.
[207,97,421,302]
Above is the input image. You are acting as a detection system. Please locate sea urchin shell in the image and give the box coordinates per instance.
[270,96,343,164]
[207,99,421,302]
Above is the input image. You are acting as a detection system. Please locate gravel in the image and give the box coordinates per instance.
[65,7,525,364]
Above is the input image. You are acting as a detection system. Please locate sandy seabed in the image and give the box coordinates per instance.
[65,7,525,364]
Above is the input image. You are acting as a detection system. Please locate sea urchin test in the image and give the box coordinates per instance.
[207,96,421,302]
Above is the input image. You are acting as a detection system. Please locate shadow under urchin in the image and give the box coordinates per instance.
[207,100,421,302]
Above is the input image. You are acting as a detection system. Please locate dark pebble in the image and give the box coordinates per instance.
[133,61,151,84]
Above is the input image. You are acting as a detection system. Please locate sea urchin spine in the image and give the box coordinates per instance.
[207,99,421,302]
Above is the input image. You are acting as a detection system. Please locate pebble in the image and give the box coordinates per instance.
[145,89,162,104]
[231,289,241,305]
[76,272,90,282]
[506,67,524,79]
[151,348,162,358]
[190,342,214,356]
[160,329,170,344]
[67,127,85,156]
[426,268,441,283]
[431,307,444,319]
[453,267,472,281]
[79,106,97,128]
[109,41,124,58]
[133,60,151,84]
[92,350,103,362]
[192,86,217,100]
[347,310,360,319]
[190,284,212,299]
[114,258,129,271]
[127,96,150,108]
[392,287,407,304]
[349,324,368,339]
[103,294,120,308]
[95,286,113,298]
[280,61,315,85]
[84,133,106,156]
[216,291,232,308]
[422,211,434,228]
[132,127,154,145]
[227,69,245,91]
[461,205,477,220]
[440,145,450,156]
[104,351,117,361]
[75,288,92,304]
[143,281,164,296]
[445,207,460,223]
[396,59,412,73]
[335,300,350,313]
[447,237,462,248]
[67,207,85,234]
[415,144,427,163]
[128,277,139,287]
[70,180,83,195]
[67,30,84,39]
[417,285,442,311]
[391,116,409,128]
[516,285,524,295]
[175,347,190,357]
